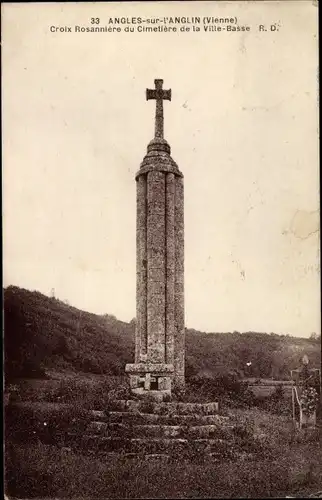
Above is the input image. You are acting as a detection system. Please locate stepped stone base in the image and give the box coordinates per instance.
[7,399,260,463]
[108,411,228,426]
[104,399,219,415]
[63,400,256,462]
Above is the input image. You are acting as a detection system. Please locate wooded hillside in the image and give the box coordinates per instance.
[4,286,321,382]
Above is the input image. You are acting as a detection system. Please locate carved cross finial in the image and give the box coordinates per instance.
[146,79,171,139]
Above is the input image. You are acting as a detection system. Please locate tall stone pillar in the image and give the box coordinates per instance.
[147,170,166,363]
[174,176,185,392]
[165,173,175,368]
[125,79,184,401]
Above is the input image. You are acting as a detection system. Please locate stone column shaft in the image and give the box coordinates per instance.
[155,99,164,139]
[126,80,185,401]
[147,170,166,363]
[135,175,147,361]
[165,173,175,365]
[174,176,185,390]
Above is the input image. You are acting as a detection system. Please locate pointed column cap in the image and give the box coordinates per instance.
[136,140,183,179]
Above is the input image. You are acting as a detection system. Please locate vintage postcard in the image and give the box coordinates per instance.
[3,1,320,499]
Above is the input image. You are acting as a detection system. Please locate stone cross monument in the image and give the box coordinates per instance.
[125,79,185,401]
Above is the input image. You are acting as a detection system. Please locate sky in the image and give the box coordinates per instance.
[3,2,320,337]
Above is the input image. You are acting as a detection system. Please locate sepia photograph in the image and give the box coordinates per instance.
[2,1,321,498]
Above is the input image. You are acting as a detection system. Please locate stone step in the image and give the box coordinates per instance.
[66,434,236,456]
[106,400,219,415]
[86,451,171,462]
[87,422,235,440]
[91,410,107,420]
[107,411,228,426]
[85,450,229,463]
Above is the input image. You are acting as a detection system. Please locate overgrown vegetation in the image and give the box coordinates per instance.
[6,376,130,408]
[178,373,293,417]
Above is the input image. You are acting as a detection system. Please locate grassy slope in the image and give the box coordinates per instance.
[4,285,134,379]
[4,285,321,381]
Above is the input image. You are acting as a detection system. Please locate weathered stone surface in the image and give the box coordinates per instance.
[147,170,166,364]
[107,400,219,415]
[131,389,167,403]
[186,425,229,439]
[137,139,181,178]
[129,375,139,389]
[90,410,107,420]
[165,172,175,366]
[103,424,181,439]
[125,363,174,374]
[135,174,147,362]
[106,400,138,412]
[46,404,258,463]
[94,423,234,440]
[87,421,109,435]
[159,402,219,416]
[108,411,227,426]
[86,451,171,462]
[146,79,171,140]
[158,376,171,391]
[174,176,185,392]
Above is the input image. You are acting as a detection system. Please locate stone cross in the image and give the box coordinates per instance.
[125,79,185,401]
[146,79,171,139]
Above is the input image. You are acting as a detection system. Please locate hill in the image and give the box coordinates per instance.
[4,285,134,380]
[4,285,321,382]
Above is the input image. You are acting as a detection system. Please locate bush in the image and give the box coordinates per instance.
[5,402,91,445]
[34,376,131,408]
[183,373,256,408]
[253,384,291,416]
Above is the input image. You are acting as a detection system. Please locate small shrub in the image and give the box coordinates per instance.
[172,386,186,401]
[184,372,256,408]
[140,401,155,413]
[5,402,91,445]
[253,384,291,416]
[37,376,130,409]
